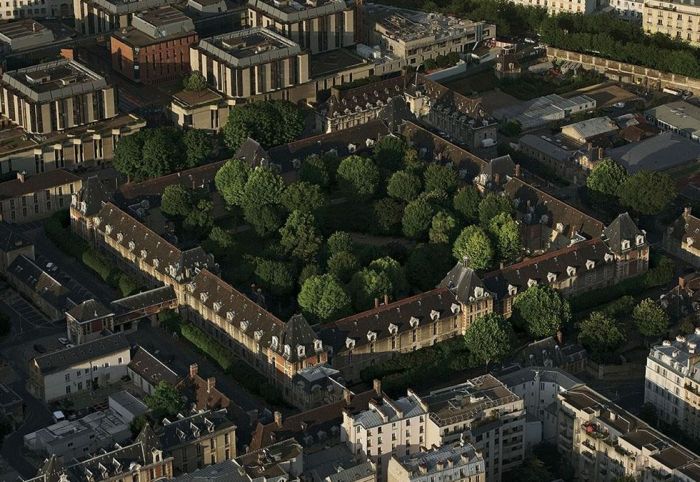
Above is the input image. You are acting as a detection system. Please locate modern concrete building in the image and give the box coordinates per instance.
[28,334,131,402]
[644,0,700,45]
[1,0,71,19]
[0,59,117,134]
[73,0,179,35]
[387,441,485,482]
[169,88,229,131]
[0,170,81,224]
[0,20,55,53]
[190,27,310,100]
[110,6,198,84]
[247,0,356,54]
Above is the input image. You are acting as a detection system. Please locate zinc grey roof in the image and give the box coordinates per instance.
[498,367,582,391]
[276,313,320,362]
[0,222,30,252]
[197,27,301,68]
[519,134,573,163]
[562,116,618,141]
[439,260,489,304]
[7,255,68,311]
[170,460,248,481]
[646,100,700,138]
[608,131,700,174]
[602,212,644,254]
[248,0,349,23]
[66,299,112,323]
[326,461,376,482]
[33,334,129,375]
[128,346,181,388]
[75,176,111,217]
[110,285,176,314]
[233,137,269,167]
[159,409,233,450]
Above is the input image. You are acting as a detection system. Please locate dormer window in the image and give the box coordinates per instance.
[187,283,196,293]
[527,278,537,288]
[314,339,323,351]
[556,222,565,233]
[297,345,305,358]
[367,331,377,342]
[152,258,159,268]
[254,330,263,341]
[116,232,123,242]
[604,253,614,262]
[566,266,576,277]
[388,323,398,335]
[348,143,357,153]
[241,320,249,331]
[621,240,630,250]
[200,292,208,303]
[365,138,375,147]
[474,286,484,298]
[226,311,234,322]
[688,237,695,247]
[508,284,518,296]
[540,214,549,224]
[547,272,557,283]
[430,310,440,321]
[636,234,645,246]
[586,259,595,270]
[345,337,355,349]
[451,303,461,314]
[213,301,222,312]
[140,249,147,258]
[128,241,135,251]
[271,336,279,349]
[105,224,112,235]
[409,316,419,328]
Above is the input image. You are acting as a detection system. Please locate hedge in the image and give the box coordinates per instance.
[180,323,235,371]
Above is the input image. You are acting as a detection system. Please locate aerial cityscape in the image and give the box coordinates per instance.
[0,0,699,480]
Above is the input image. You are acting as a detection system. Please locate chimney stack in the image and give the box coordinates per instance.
[206,377,216,394]
[189,363,198,379]
[273,411,283,428]
[383,293,389,305]
[679,275,687,290]
[555,329,564,346]
[343,388,352,405]
[684,207,693,219]
[514,163,521,178]
[373,379,382,396]
[374,298,380,309]
[16,171,25,183]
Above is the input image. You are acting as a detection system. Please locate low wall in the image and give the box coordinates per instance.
[585,358,645,380]
[546,47,700,95]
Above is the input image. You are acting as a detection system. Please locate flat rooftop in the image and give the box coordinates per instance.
[309,47,365,77]
[375,9,485,44]
[90,0,178,15]
[2,59,107,102]
[114,7,195,46]
[0,20,50,39]
[198,27,301,67]
[248,0,348,22]
[647,100,700,138]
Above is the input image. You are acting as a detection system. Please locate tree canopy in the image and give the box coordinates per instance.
[279,211,323,262]
[337,155,380,200]
[253,258,294,296]
[488,213,522,263]
[578,311,626,356]
[406,243,454,292]
[453,186,481,223]
[619,171,677,215]
[373,198,404,235]
[222,100,304,150]
[429,210,459,244]
[215,159,251,206]
[349,268,393,311]
[633,298,669,339]
[387,170,422,202]
[182,71,207,91]
[373,135,407,172]
[464,313,513,368]
[453,225,494,270]
[145,382,184,419]
[586,158,628,196]
[182,129,213,168]
[402,197,436,239]
[424,164,459,193]
[298,274,352,322]
[327,251,360,283]
[281,181,327,213]
[326,231,355,257]
[513,285,572,338]
[478,193,514,227]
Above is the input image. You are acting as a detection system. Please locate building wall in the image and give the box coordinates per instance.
[386,455,486,482]
[170,101,229,131]
[1,0,71,19]
[168,426,236,474]
[111,33,199,84]
[644,0,700,45]
[609,0,643,18]
[0,178,82,224]
[505,0,596,14]
[29,347,130,402]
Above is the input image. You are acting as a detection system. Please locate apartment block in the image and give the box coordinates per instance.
[73,0,179,35]
[387,441,485,482]
[0,170,81,224]
[609,0,644,18]
[1,0,71,19]
[28,334,131,402]
[111,6,198,84]
[644,0,700,45]
[645,330,700,439]
[342,375,525,482]
[190,27,310,99]
[0,59,117,134]
[247,0,356,54]
[506,0,597,14]
[558,385,700,481]
[0,20,55,53]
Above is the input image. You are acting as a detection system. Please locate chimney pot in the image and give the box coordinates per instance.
[374,298,380,308]
[514,163,521,177]
[189,363,198,379]
[343,388,352,404]
[679,275,687,290]
[383,293,389,305]
[373,379,381,396]
[16,171,25,183]
[206,377,216,394]
[273,410,283,428]
[685,206,693,219]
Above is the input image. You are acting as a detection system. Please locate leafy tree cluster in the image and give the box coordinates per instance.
[161,185,214,232]
[586,159,677,215]
[182,71,207,91]
[423,52,461,70]
[222,100,304,151]
[144,381,184,419]
[578,311,626,362]
[513,285,572,339]
[114,128,213,182]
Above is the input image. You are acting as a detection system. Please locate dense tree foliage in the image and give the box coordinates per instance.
[586,159,628,196]
[453,225,494,270]
[406,243,454,292]
[633,298,669,338]
[488,213,522,263]
[387,170,422,202]
[326,231,355,257]
[373,198,404,235]
[279,211,323,262]
[183,129,213,168]
[453,186,481,223]
[182,71,207,91]
[478,193,514,227]
[327,251,360,283]
[619,171,677,215]
[464,313,513,368]
[253,258,295,296]
[337,155,381,200]
[424,164,458,193]
[429,210,459,244]
[222,100,304,150]
[373,135,407,172]
[215,159,250,206]
[369,256,408,298]
[281,181,327,213]
[578,311,626,356]
[298,274,352,322]
[299,153,339,188]
[402,197,436,239]
[161,185,191,217]
[145,382,184,419]
[349,268,394,311]
[513,285,571,338]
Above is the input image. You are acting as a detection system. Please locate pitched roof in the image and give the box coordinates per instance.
[128,345,181,388]
[608,131,700,174]
[668,208,700,245]
[159,409,233,450]
[0,222,31,252]
[438,260,489,304]
[7,255,68,311]
[33,334,130,374]
[325,75,406,118]
[602,212,644,254]
[483,154,515,178]
[319,288,459,353]
[0,169,81,200]
[277,313,321,362]
[66,298,112,323]
[74,176,112,217]
[233,138,269,167]
[110,285,176,314]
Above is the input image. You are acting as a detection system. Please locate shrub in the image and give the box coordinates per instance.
[180,323,235,371]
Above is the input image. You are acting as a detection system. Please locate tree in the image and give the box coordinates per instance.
[183,199,214,231]
[183,70,207,91]
[337,155,380,200]
[161,185,191,217]
[478,193,514,227]
[113,132,145,181]
[619,171,677,215]
[513,285,571,338]
[204,226,235,257]
[369,256,408,298]
[586,158,628,196]
[500,120,522,137]
[298,274,352,322]
[387,170,422,202]
[429,210,459,244]
[327,231,354,257]
[403,147,425,172]
[464,313,513,368]
[453,186,481,223]
[373,135,406,172]
[373,198,404,235]
[633,298,669,339]
[578,311,626,355]
[488,212,522,262]
[145,382,184,419]
[141,127,184,179]
[182,129,212,168]
[424,164,458,193]
[518,456,554,482]
[298,263,320,286]
[280,211,323,262]
[406,243,454,292]
[242,167,286,209]
[244,204,283,237]
[402,197,435,239]
[452,225,494,270]
[300,154,332,188]
[253,258,294,296]
[281,181,327,213]
[327,251,360,283]
[222,100,304,150]
[349,268,393,311]
[215,159,250,206]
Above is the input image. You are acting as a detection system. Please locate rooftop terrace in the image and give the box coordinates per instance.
[2,59,107,102]
[198,27,301,67]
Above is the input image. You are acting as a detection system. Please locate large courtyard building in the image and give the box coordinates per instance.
[1,0,71,19]
[0,59,117,135]
[73,0,179,35]
[190,28,310,100]
[247,0,356,54]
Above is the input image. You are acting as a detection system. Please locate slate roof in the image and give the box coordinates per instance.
[159,409,233,450]
[110,285,176,314]
[170,460,247,481]
[504,177,605,239]
[233,138,269,168]
[324,75,406,118]
[319,288,460,353]
[235,439,302,480]
[74,176,112,217]
[277,313,322,362]
[519,134,573,163]
[668,209,700,245]
[439,260,489,304]
[326,461,376,482]
[483,238,614,299]
[0,169,80,200]
[7,255,68,311]
[602,212,645,254]
[66,299,112,323]
[0,222,31,252]
[128,346,181,388]
[421,77,489,121]
[33,334,130,375]
[483,154,515,178]
[94,202,214,283]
